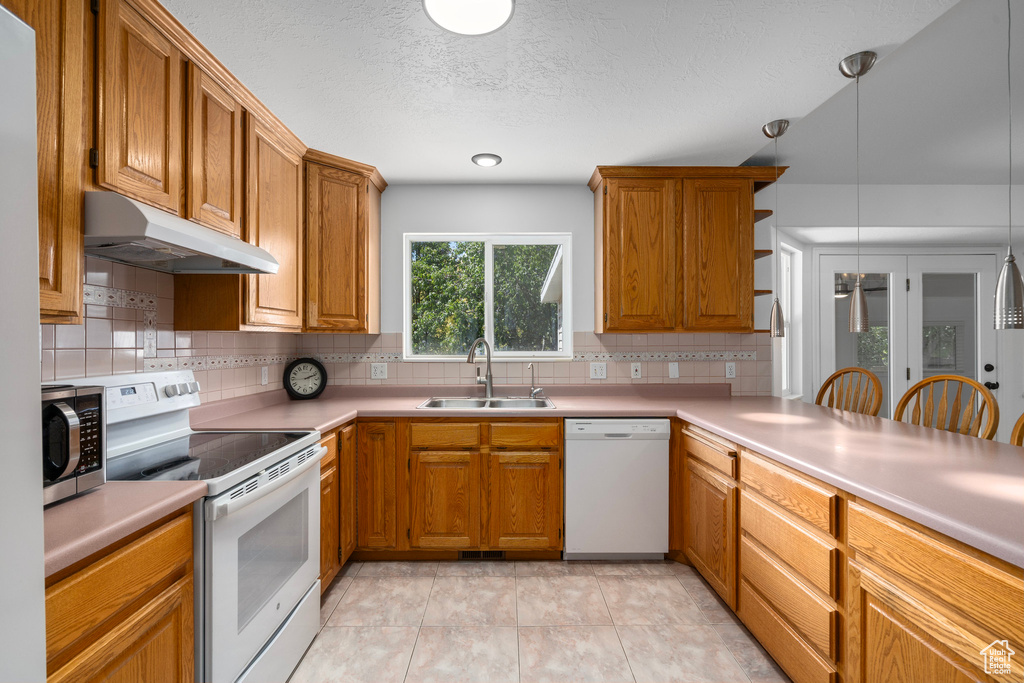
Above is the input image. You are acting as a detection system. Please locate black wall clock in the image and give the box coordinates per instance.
[284,357,328,400]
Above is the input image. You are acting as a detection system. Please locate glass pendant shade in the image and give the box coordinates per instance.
[769,298,785,337]
[994,246,1024,329]
[849,281,870,333]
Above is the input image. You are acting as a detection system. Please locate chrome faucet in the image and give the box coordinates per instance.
[467,337,494,398]
[527,363,544,399]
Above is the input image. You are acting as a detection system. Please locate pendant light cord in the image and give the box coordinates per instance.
[856,73,862,281]
[1009,0,1013,249]
[775,136,780,296]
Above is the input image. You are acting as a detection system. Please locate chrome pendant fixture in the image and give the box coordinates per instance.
[840,51,876,334]
[762,119,789,338]
[995,0,1024,329]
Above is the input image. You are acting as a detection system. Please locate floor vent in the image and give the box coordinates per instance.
[457,550,506,561]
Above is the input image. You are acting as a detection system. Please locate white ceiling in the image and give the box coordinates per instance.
[159,0,959,184]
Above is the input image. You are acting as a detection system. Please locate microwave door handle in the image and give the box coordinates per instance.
[206,446,326,521]
[53,402,81,476]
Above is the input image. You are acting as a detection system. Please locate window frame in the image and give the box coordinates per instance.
[402,232,573,361]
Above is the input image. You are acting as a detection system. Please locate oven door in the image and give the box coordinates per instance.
[203,449,322,683]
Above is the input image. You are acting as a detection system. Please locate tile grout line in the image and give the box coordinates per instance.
[401,563,437,683]
[594,570,639,683]
[514,562,522,683]
[674,573,759,683]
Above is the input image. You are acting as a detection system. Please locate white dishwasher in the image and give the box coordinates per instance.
[564,418,670,560]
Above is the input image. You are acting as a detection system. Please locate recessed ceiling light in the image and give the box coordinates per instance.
[472,153,502,167]
[423,0,515,36]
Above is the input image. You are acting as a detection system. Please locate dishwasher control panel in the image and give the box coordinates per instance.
[564,418,671,439]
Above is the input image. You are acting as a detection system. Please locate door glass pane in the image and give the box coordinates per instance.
[834,273,891,415]
[921,273,977,380]
[493,244,562,353]
[237,489,309,633]
[410,241,485,355]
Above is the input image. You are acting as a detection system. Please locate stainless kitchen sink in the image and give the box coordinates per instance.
[417,397,556,409]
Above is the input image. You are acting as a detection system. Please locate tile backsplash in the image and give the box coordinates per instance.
[41,259,772,402]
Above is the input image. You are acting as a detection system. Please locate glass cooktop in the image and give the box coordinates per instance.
[107,431,308,483]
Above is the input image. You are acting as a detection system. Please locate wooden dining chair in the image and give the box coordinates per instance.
[893,375,999,440]
[1011,412,1024,448]
[815,367,883,416]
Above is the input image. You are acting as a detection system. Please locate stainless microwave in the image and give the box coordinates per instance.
[42,384,105,505]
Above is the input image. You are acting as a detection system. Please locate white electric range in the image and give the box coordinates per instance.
[74,370,323,683]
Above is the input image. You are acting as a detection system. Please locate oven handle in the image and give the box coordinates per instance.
[206,446,326,521]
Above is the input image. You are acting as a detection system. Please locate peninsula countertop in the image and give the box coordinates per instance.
[191,385,1024,568]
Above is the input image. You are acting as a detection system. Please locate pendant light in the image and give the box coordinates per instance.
[840,51,876,333]
[995,0,1024,329]
[762,119,789,338]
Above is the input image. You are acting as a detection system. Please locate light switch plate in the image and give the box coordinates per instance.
[668,362,679,378]
[260,366,268,385]
[590,362,607,379]
[725,362,736,378]
[371,363,387,380]
[631,362,642,379]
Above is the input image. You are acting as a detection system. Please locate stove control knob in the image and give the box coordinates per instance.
[188,381,201,394]
[177,383,191,395]
[164,384,179,397]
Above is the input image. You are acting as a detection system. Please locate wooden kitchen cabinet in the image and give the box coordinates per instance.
[409,450,482,548]
[357,421,399,550]
[319,430,341,592]
[45,509,194,682]
[97,0,184,214]
[1,0,86,323]
[487,449,562,550]
[684,452,737,607]
[589,166,782,333]
[304,150,385,333]
[668,421,686,556]
[187,63,244,237]
[339,422,357,565]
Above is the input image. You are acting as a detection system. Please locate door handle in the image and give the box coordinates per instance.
[984,381,999,390]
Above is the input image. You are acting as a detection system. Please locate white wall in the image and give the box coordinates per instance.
[380,184,594,333]
[0,8,47,680]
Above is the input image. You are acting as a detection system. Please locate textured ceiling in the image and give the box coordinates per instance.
[160,0,958,183]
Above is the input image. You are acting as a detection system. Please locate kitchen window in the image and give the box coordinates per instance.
[403,233,572,360]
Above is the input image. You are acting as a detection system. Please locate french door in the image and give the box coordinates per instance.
[818,253,998,419]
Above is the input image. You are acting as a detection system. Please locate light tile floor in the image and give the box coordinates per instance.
[292,560,791,683]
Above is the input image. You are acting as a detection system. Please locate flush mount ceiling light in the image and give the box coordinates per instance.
[471,153,502,167]
[423,0,515,36]
[762,119,789,338]
[840,50,876,334]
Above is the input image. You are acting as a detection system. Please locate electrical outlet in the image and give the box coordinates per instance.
[260,366,268,385]
[725,362,736,378]
[371,363,387,380]
[590,362,607,379]
[668,362,679,378]
[631,362,642,379]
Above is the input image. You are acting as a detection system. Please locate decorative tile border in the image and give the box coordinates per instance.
[573,350,757,362]
[83,284,158,311]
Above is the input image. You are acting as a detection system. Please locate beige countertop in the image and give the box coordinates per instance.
[192,385,1024,568]
[44,481,207,578]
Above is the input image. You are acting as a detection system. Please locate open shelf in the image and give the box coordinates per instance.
[753,329,771,334]
[754,249,773,260]
[753,289,773,297]
[754,209,773,223]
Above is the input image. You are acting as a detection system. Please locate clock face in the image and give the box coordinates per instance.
[285,359,327,399]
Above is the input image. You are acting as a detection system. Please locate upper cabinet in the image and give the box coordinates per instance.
[2,0,87,323]
[97,0,184,213]
[304,150,386,333]
[187,64,244,237]
[590,166,783,334]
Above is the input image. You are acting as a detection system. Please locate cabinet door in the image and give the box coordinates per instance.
[98,0,183,213]
[339,422,357,564]
[319,432,340,591]
[684,456,737,608]
[488,451,562,550]
[187,64,243,237]
[357,422,398,549]
[4,0,86,322]
[668,423,686,553]
[48,575,193,683]
[603,178,678,331]
[682,177,754,331]
[245,114,303,328]
[409,451,480,549]
[305,163,370,331]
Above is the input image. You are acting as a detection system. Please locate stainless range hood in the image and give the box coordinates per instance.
[84,192,279,274]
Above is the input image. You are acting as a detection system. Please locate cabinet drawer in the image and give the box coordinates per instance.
[46,511,192,664]
[740,491,837,598]
[410,422,480,449]
[681,428,736,478]
[741,536,837,661]
[848,502,1024,648]
[320,430,338,473]
[739,580,837,683]
[490,422,560,449]
[740,451,837,537]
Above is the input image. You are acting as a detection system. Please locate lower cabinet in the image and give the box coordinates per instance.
[488,450,562,550]
[357,421,399,549]
[45,509,194,682]
[319,429,341,591]
[339,422,357,564]
[409,450,481,548]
